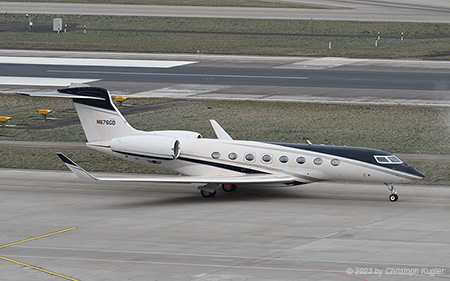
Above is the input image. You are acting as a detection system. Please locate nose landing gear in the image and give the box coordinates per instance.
[389,193,399,202]
[386,184,398,202]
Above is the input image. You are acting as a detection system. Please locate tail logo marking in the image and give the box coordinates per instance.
[96,119,116,126]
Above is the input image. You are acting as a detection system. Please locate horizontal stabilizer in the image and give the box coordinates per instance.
[19,91,104,100]
[19,83,107,100]
[57,153,295,184]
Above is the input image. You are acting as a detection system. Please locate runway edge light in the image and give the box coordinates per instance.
[0,116,11,126]
[38,109,52,120]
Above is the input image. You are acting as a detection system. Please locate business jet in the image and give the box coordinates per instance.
[21,84,424,201]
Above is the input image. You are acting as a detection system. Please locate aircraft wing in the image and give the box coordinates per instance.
[57,153,295,184]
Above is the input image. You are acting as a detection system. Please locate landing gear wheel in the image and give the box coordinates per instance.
[389,194,399,202]
[200,190,216,198]
[222,183,238,192]
[385,183,399,202]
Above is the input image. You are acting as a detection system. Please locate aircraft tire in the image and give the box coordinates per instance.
[222,183,238,192]
[200,190,216,198]
[389,194,399,202]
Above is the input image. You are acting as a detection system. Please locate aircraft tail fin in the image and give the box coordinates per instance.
[21,84,139,143]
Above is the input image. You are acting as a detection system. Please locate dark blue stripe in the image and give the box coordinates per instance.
[58,86,115,111]
[178,157,268,174]
[112,150,174,161]
[270,142,389,165]
[270,142,423,178]
[113,150,267,174]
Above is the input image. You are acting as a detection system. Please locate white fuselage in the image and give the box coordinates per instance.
[95,137,420,185]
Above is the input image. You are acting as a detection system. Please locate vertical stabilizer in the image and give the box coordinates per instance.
[57,86,139,143]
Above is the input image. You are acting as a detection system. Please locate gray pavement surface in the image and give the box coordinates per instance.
[1,1,450,23]
[0,168,449,280]
[1,50,449,107]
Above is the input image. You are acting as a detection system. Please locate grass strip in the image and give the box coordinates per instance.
[1,14,450,58]
[1,95,449,155]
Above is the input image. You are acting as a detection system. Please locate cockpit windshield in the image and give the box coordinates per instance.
[374,155,403,164]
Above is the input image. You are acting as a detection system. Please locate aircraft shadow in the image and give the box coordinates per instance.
[101,186,306,209]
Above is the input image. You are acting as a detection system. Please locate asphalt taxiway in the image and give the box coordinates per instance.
[0,168,449,281]
[1,1,450,23]
[1,50,450,107]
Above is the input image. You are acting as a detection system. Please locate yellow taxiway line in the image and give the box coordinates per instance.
[0,227,76,250]
[0,227,78,281]
[0,256,79,281]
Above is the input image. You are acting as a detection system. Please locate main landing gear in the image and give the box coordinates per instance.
[385,183,399,202]
[222,183,238,192]
[199,183,238,198]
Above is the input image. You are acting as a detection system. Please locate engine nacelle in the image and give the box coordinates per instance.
[152,130,202,139]
[111,135,180,160]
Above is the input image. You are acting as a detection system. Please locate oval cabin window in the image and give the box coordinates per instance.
[331,159,340,166]
[262,154,272,163]
[296,156,306,164]
[313,158,323,165]
[228,152,238,160]
[245,153,255,162]
[279,156,289,163]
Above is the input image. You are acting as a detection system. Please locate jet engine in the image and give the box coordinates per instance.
[152,130,202,139]
[111,135,180,160]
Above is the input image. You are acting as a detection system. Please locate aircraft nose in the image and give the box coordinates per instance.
[407,166,425,179]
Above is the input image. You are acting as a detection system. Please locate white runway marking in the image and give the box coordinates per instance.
[0,76,100,86]
[47,69,309,80]
[0,56,197,68]
[130,84,230,98]
[277,57,365,70]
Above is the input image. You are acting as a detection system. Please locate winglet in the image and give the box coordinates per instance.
[57,153,99,181]
[210,120,233,140]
